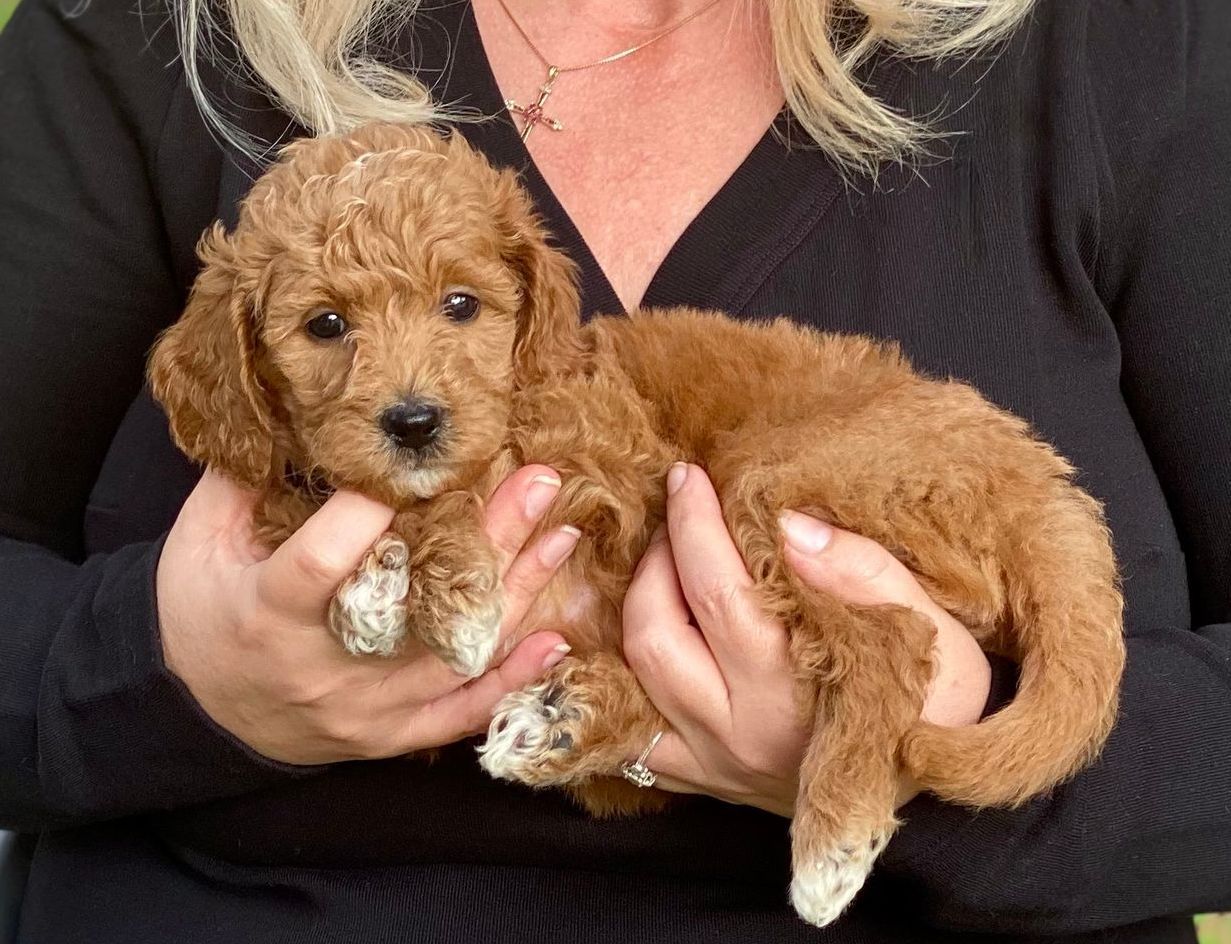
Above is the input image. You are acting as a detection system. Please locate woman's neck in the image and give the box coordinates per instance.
[498,0,735,42]
[472,0,783,310]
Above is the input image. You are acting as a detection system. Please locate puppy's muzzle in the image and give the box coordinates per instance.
[380,398,446,452]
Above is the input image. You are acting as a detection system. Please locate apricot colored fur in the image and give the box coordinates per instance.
[148,124,1125,926]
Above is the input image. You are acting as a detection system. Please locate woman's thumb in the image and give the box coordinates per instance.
[779,511,926,609]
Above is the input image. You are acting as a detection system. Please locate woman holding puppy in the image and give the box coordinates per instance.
[0,0,1227,942]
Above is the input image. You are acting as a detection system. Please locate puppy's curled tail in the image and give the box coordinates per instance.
[899,489,1126,809]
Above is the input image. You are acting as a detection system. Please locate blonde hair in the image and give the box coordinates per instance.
[176,0,1034,174]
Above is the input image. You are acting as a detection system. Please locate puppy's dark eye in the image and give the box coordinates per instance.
[306,310,347,340]
[441,292,480,323]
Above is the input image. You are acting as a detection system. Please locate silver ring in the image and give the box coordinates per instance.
[620,730,665,788]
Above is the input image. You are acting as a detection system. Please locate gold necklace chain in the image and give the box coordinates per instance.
[495,0,727,74]
[493,0,728,140]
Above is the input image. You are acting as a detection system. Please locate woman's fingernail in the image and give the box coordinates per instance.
[666,462,689,496]
[537,525,581,568]
[780,511,834,555]
[524,474,562,519]
[542,642,572,670]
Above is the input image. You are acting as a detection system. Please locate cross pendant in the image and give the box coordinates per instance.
[505,65,565,142]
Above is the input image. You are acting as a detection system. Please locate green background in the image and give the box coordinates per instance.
[0,0,1226,941]
[1200,915,1231,944]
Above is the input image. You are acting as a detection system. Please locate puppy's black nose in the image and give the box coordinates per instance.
[380,399,445,450]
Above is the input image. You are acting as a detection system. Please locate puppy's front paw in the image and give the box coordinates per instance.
[329,532,411,657]
[435,591,503,678]
[408,549,503,679]
[478,667,590,786]
[790,833,888,927]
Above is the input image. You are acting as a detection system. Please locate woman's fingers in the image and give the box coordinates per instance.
[396,631,571,751]
[482,464,564,576]
[636,729,796,818]
[482,464,580,654]
[497,525,581,637]
[256,488,396,623]
[630,730,704,796]
[623,526,729,733]
[779,511,936,613]
[781,510,991,727]
[479,463,579,653]
[664,463,789,676]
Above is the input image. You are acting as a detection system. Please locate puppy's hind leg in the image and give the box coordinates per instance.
[786,597,935,927]
[709,455,916,923]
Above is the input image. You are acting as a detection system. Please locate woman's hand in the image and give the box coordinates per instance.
[157,465,576,765]
[623,463,992,816]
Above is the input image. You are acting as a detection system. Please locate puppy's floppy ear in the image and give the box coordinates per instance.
[148,222,278,486]
[492,171,587,385]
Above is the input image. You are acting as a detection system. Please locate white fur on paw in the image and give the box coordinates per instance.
[478,680,580,782]
[441,596,503,678]
[332,539,410,657]
[790,834,887,927]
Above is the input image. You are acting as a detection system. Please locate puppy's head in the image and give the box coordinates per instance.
[150,124,583,504]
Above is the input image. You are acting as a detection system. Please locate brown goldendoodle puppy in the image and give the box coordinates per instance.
[149,123,1125,926]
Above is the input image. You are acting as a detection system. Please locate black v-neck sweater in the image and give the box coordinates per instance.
[1,1,1229,941]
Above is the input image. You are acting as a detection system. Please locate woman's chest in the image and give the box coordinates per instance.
[539,139,756,312]
[521,99,779,309]
[471,0,783,310]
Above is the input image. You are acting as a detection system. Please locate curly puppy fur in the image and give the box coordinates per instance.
[148,123,1126,926]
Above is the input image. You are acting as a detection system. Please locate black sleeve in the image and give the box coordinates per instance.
[878,0,1231,932]
[0,0,308,831]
